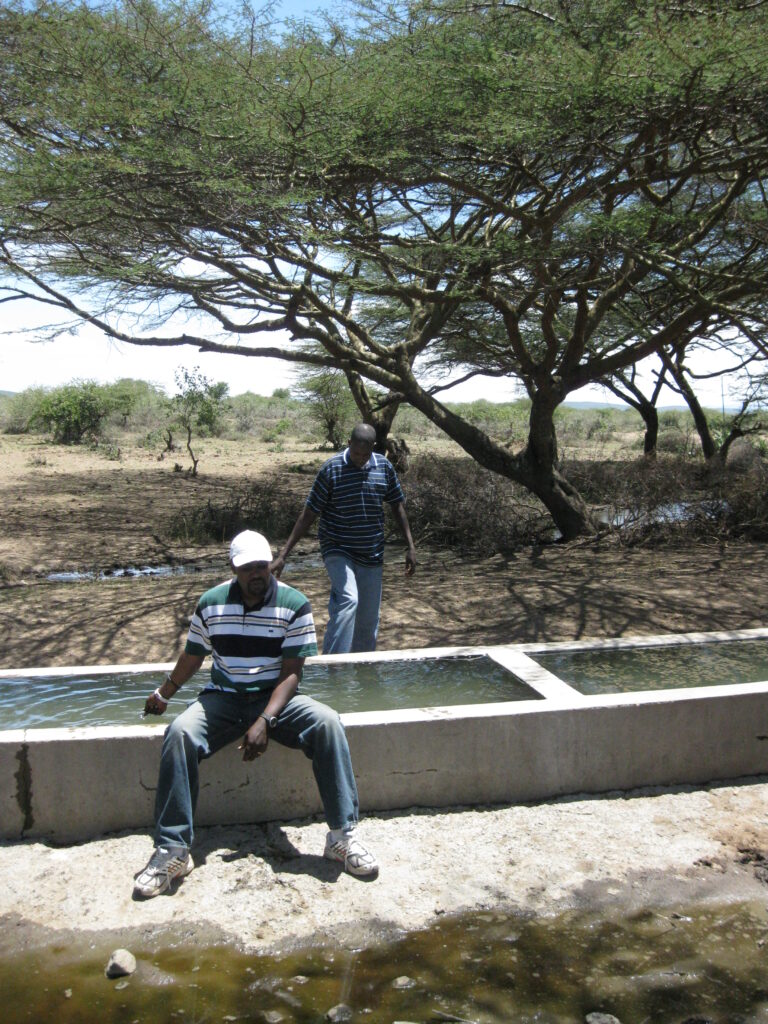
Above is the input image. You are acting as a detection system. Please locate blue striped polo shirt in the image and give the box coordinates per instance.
[306,448,406,566]
[185,576,318,693]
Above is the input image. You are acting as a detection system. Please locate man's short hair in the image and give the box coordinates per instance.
[350,423,376,447]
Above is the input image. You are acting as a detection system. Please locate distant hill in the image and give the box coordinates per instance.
[561,400,629,410]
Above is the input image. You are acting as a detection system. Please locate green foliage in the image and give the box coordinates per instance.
[169,367,229,474]
[33,381,110,444]
[0,387,49,434]
[554,405,641,446]
[226,391,304,438]
[262,418,292,443]
[293,368,356,449]
[102,378,166,429]
[172,369,229,438]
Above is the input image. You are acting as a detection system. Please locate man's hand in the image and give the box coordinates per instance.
[270,553,286,579]
[142,689,169,717]
[405,546,417,577]
[239,717,269,761]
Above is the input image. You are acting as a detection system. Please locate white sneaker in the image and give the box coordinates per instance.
[324,829,379,878]
[133,846,193,898]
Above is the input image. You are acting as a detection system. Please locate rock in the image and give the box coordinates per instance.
[384,437,410,474]
[725,437,763,474]
[262,1012,284,1024]
[392,975,415,989]
[325,1004,353,1022]
[586,1014,622,1024]
[105,948,136,978]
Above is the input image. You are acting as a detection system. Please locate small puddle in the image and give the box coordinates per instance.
[46,565,198,582]
[45,553,324,583]
[3,900,768,1023]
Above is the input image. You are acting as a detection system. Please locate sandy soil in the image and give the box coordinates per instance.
[3,780,768,959]
[2,433,768,668]
[2,433,768,957]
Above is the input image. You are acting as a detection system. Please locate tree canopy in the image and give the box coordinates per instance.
[2,0,768,536]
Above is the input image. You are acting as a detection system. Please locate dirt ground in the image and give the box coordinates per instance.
[2,433,768,668]
[2,432,768,957]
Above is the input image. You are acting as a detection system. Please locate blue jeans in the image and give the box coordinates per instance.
[154,689,360,850]
[323,553,383,654]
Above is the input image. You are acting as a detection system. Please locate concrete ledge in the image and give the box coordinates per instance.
[3,631,768,842]
[3,687,768,842]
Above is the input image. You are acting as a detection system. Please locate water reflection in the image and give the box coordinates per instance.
[3,901,768,1023]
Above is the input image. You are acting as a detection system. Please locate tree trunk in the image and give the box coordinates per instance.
[396,376,597,540]
[602,373,662,457]
[344,369,401,452]
[185,426,199,477]
[663,355,717,460]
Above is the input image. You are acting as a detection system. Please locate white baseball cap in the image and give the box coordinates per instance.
[229,530,273,567]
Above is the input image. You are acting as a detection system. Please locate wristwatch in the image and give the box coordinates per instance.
[260,713,278,729]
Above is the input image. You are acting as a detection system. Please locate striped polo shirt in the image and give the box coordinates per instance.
[306,448,406,566]
[185,576,318,693]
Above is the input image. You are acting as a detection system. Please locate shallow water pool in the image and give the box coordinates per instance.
[4,900,768,1023]
[0,655,540,729]
[532,637,768,696]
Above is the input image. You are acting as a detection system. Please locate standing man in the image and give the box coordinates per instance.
[272,423,417,654]
[133,529,377,899]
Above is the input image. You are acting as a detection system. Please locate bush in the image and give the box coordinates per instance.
[562,455,734,544]
[656,427,696,457]
[0,387,49,434]
[34,381,110,443]
[165,479,301,545]
[262,418,292,443]
[403,454,550,552]
[103,378,167,430]
[293,368,356,449]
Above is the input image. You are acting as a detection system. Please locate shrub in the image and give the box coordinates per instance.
[656,427,696,457]
[34,381,110,443]
[403,454,550,552]
[293,368,356,449]
[103,378,167,430]
[262,418,292,443]
[166,479,301,545]
[225,391,305,439]
[0,387,49,434]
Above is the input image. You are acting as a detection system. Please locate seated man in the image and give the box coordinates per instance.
[134,529,377,898]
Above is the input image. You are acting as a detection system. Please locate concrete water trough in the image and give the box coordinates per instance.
[3,626,768,842]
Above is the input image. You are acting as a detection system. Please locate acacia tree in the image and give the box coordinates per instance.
[294,366,357,448]
[601,361,669,457]
[170,367,229,475]
[603,319,768,460]
[3,1,768,537]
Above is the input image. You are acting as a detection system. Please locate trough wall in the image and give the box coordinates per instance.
[3,632,768,842]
